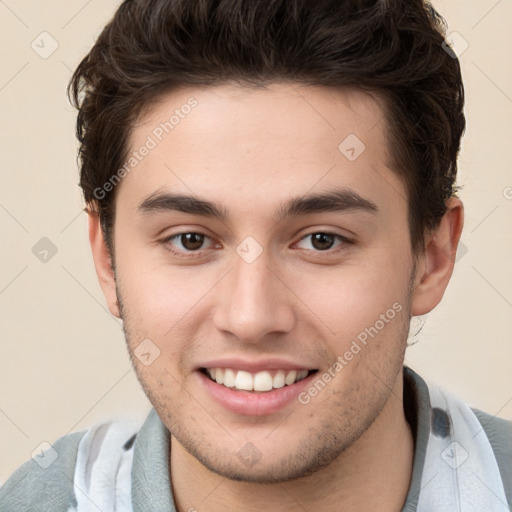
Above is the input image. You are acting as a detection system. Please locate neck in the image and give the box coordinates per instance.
[170,368,414,512]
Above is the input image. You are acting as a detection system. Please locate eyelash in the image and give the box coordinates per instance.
[160,231,352,258]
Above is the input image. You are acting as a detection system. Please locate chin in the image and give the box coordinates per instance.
[173,426,355,484]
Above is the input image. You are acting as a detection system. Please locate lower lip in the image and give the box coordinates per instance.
[197,370,317,416]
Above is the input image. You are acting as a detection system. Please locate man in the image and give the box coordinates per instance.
[1,0,511,510]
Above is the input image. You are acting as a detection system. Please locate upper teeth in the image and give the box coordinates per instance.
[206,368,309,392]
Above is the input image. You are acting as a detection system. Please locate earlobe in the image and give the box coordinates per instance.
[88,210,121,318]
[411,197,464,316]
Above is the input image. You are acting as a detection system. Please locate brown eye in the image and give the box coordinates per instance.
[178,233,205,251]
[296,232,350,252]
[310,233,336,251]
[163,232,216,256]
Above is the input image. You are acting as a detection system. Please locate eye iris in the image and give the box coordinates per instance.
[181,233,204,250]
[311,233,335,251]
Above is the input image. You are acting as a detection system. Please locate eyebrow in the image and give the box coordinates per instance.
[137,188,378,222]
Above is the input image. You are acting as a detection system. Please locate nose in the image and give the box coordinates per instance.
[212,247,296,344]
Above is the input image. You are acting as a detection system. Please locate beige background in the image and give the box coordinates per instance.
[1,0,511,484]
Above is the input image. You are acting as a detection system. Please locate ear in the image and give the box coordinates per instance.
[88,210,121,318]
[411,197,464,316]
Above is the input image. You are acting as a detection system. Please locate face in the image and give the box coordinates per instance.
[109,83,418,482]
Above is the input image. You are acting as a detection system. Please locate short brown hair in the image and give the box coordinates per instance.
[68,0,465,259]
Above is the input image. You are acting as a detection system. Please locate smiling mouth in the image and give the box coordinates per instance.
[200,367,318,392]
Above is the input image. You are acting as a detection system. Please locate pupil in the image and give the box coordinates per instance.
[312,233,334,250]
[182,233,204,250]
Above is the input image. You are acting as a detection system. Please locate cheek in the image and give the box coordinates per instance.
[115,244,220,338]
[289,251,411,340]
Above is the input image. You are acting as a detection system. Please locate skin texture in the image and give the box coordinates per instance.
[89,83,464,511]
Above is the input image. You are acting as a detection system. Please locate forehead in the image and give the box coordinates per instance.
[117,82,407,223]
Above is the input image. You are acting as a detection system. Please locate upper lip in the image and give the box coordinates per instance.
[197,357,316,373]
